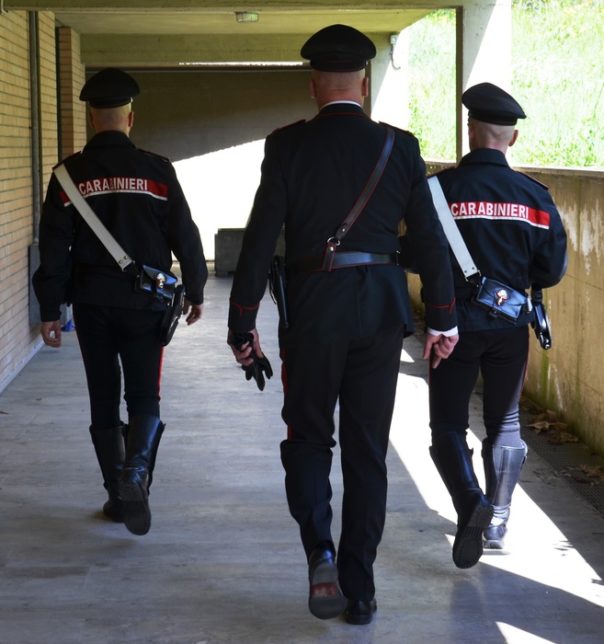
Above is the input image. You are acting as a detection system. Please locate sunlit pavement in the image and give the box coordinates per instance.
[391,346,604,642]
[0,274,602,644]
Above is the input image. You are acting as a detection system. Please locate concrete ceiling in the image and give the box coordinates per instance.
[51,9,430,36]
[6,1,456,66]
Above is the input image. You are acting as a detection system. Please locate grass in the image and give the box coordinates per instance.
[406,0,604,167]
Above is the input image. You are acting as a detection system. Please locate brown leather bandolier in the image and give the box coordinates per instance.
[293,125,397,274]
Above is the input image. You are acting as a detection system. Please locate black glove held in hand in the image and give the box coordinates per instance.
[232,332,273,391]
[244,353,273,391]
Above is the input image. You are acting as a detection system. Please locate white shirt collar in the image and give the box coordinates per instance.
[321,100,362,108]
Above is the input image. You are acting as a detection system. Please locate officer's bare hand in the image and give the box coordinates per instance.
[423,333,459,369]
[41,320,62,348]
[183,300,203,325]
[227,328,262,367]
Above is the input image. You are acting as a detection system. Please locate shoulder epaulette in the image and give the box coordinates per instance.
[517,171,549,190]
[272,119,306,134]
[53,151,82,170]
[428,164,456,179]
[140,148,171,163]
[379,121,415,138]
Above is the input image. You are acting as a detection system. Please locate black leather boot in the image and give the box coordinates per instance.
[430,432,494,569]
[89,425,126,522]
[482,440,528,549]
[119,415,164,536]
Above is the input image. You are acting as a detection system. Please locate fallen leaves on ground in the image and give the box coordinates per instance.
[526,409,580,444]
[561,464,604,485]
[546,430,580,445]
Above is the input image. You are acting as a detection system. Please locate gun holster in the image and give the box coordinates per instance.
[530,289,552,350]
[268,255,289,330]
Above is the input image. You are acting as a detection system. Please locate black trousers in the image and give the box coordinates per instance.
[73,303,164,429]
[429,326,529,443]
[279,324,405,602]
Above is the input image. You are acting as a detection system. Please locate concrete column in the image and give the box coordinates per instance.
[369,30,410,130]
[456,0,512,157]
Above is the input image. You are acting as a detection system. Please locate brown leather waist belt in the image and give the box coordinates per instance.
[291,252,400,273]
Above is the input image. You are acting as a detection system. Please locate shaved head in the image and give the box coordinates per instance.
[309,69,368,108]
[311,69,365,90]
[89,104,133,134]
[468,118,518,152]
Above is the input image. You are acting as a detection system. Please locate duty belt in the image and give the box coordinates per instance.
[291,251,400,273]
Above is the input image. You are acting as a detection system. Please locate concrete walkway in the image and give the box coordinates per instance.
[1,275,603,644]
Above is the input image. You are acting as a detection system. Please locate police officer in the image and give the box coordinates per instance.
[227,25,458,624]
[33,68,208,536]
[425,82,567,567]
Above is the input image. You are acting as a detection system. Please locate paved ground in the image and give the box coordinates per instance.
[1,274,603,643]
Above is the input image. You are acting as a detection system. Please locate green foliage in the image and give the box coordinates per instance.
[406,0,604,167]
[407,10,456,161]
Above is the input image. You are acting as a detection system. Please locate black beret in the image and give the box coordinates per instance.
[301,24,376,72]
[462,82,526,125]
[80,68,140,108]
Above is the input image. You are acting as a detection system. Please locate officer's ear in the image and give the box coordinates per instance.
[128,110,135,128]
[309,78,317,99]
[509,129,519,147]
[361,75,369,98]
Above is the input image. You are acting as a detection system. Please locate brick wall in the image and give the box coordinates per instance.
[39,12,59,187]
[0,11,60,393]
[57,27,86,158]
[0,11,36,392]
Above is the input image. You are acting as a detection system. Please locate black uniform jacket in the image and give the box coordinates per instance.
[435,148,567,331]
[229,102,456,341]
[33,131,207,322]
